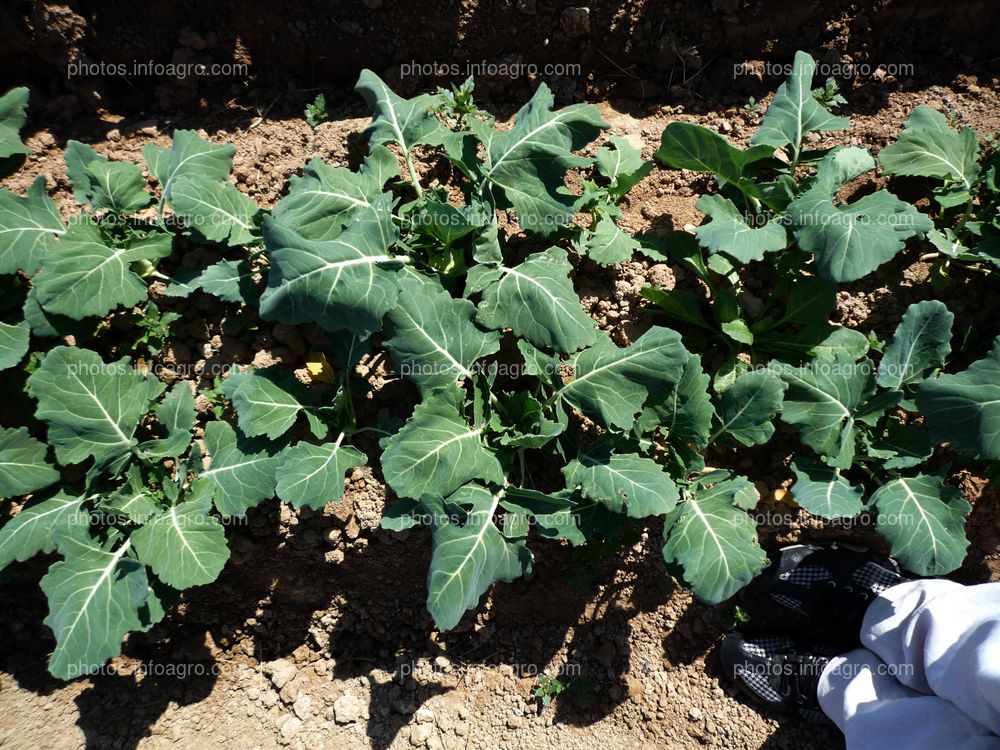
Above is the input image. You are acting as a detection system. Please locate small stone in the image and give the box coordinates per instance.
[324,528,342,547]
[106,128,121,142]
[279,716,302,739]
[280,679,299,704]
[688,707,703,721]
[410,724,433,745]
[596,641,616,668]
[334,693,367,724]
[415,707,435,724]
[507,716,524,728]
[560,7,590,37]
[267,659,297,689]
[293,694,313,720]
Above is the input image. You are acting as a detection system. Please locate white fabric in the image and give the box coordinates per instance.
[818,579,1000,750]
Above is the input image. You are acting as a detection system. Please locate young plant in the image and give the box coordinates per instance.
[305,93,331,128]
[879,105,1000,276]
[532,674,567,706]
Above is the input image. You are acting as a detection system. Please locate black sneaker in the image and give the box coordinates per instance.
[751,542,908,636]
[719,632,837,723]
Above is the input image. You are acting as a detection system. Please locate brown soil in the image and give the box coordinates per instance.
[2,46,1000,750]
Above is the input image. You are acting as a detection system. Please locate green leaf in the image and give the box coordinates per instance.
[596,136,652,199]
[473,83,607,235]
[34,221,173,319]
[143,129,235,204]
[662,483,768,603]
[640,285,713,330]
[356,70,444,155]
[382,389,504,500]
[0,320,29,370]
[494,391,564,449]
[475,246,597,353]
[867,420,933,470]
[656,122,773,199]
[163,259,257,305]
[0,176,64,275]
[788,186,932,283]
[789,457,864,518]
[64,141,151,213]
[647,352,715,451]
[564,449,679,518]
[879,105,980,208]
[770,355,873,467]
[193,421,281,517]
[917,337,1000,460]
[131,489,230,589]
[260,196,402,336]
[170,175,258,246]
[693,194,787,263]
[0,426,60,499]
[228,369,321,441]
[41,533,147,678]
[0,86,31,166]
[423,485,531,630]
[713,370,785,447]
[137,383,197,460]
[877,300,953,389]
[750,51,850,157]
[272,147,398,241]
[871,473,970,575]
[0,492,86,570]
[558,327,688,430]
[576,216,641,266]
[29,347,164,469]
[385,275,500,394]
[276,438,366,510]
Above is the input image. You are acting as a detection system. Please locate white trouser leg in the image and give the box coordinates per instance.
[861,580,1000,734]
[818,648,1000,750]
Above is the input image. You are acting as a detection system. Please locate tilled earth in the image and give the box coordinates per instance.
[1,72,999,750]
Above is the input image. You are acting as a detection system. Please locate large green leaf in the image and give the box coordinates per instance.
[595,136,653,200]
[276,438,366,510]
[34,221,173,319]
[41,533,147,679]
[423,485,531,630]
[645,352,714,471]
[656,122,773,199]
[788,187,932,283]
[143,129,235,204]
[170,175,258,246]
[64,141,152,214]
[0,176,64,275]
[192,421,281,517]
[382,389,504,500]
[0,426,60,499]
[563,449,679,518]
[131,488,229,589]
[137,383,197,460]
[0,86,31,164]
[770,354,873,468]
[472,83,607,235]
[879,105,980,208]
[385,275,500,394]
[29,347,164,469]
[917,337,1000,459]
[557,327,688,429]
[789,457,864,519]
[713,369,785,447]
[475,246,597,353]
[0,320,29,370]
[0,492,86,570]
[356,70,444,156]
[750,51,850,158]
[877,300,953,389]
[260,195,402,336]
[662,481,768,603]
[693,194,787,263]
[871,473,970,575]
[272,146,397,241]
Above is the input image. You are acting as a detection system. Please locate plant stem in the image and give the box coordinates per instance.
[404,149,423,197]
